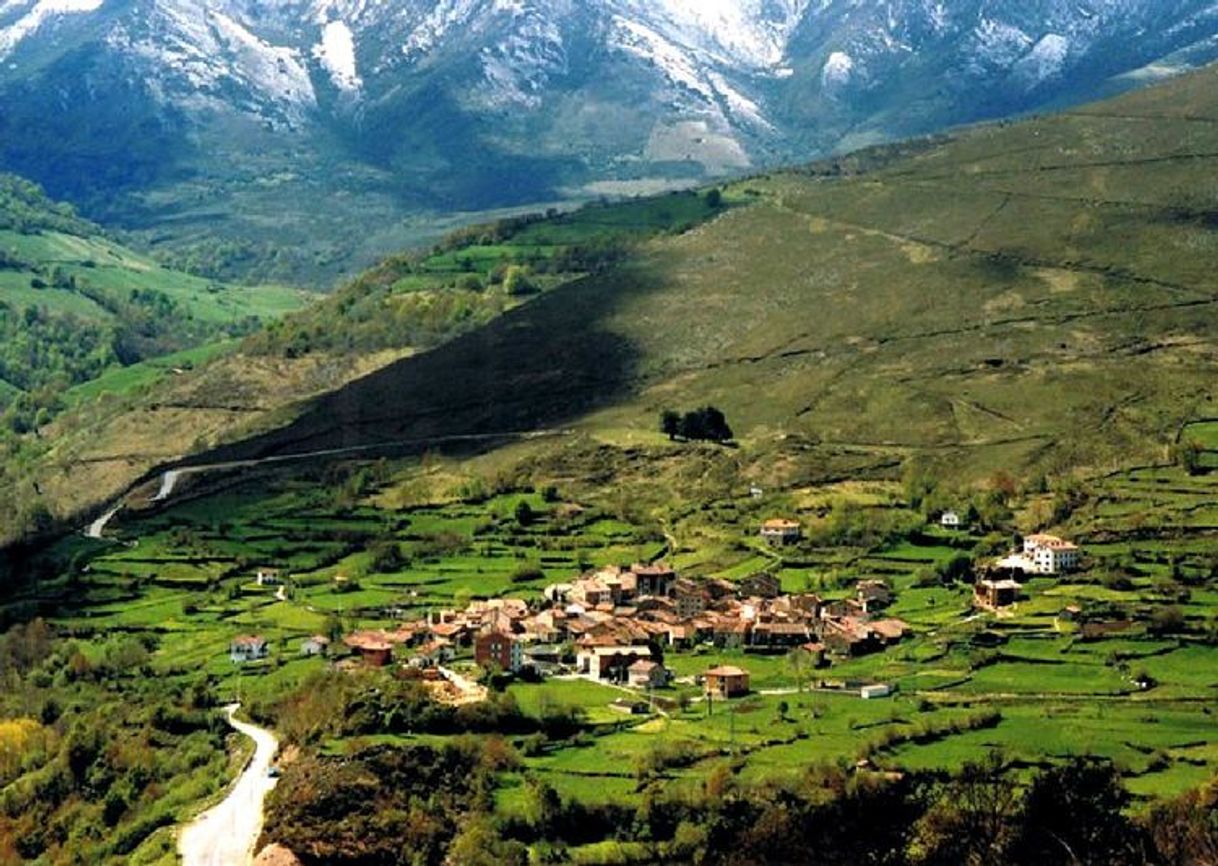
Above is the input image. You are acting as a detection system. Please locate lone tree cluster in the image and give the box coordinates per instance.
[660,406,734,443]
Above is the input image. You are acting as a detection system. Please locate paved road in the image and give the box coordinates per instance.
[179,705,279,866]
[152,428,573,503]
[83,428,573,539]
[84,507,120,540]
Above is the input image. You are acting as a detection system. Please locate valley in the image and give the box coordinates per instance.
[4,41,1218,866]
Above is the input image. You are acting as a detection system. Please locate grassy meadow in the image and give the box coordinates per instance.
[12,430,1218,854]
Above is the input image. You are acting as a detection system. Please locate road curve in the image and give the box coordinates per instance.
[84,507,120,540]
[179,704,279,866]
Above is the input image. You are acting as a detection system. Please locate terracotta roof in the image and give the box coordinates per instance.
[344,633,393,652]
[231,635,266,647]
[705,665,749,678]
[430,623,465,637]
[755,622,810,635]
[762,519,801,530]
[1026,534,1079,550]
[979,578,1022,590]
[869,619,908,640]
[254,844,303,866]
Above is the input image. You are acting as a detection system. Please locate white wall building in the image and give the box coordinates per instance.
[1022,534,1081,574]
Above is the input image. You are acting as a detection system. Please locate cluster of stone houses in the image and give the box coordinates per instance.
[322,562,909,681]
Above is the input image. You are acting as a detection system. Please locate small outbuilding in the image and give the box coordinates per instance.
[704,665,750,699]
[300,635,330,657]
[860,683,894,699]
[975,578,1021,610]
[760,519,802,546]
[627,659,669,689]
[230,635,269,664]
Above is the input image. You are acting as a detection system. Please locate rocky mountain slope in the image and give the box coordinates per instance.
[3,0,1218,283]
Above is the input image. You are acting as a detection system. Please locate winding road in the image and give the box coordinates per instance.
[179,705,279,866]
[84,507,120,540]
[82,427,573,540]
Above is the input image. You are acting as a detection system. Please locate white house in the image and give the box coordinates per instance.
[301,635,330,657]
[256,568,283,586]
[230,635,269,663]
[939,510,962,529]
[627,659,670,689]
[576,645,653,680]
[1023,534,1081,574]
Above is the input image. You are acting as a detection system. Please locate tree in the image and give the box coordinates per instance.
[914,752,1020,866]
[938,554,974,585]
[368,539,406,574]
[446,815,528,866]
[705,188,723,208]
[670,406,734,443]
[786,646,811,694]
[1174,438,1204,476]
[1144,785,1218,865]
[1011,758,1139,866]
[660,409,681,440]
[1149,605,1186,635]
[502,265,537,296]
[514,500,536,527]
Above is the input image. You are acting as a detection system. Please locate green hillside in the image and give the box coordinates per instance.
[14,65,1218,542]
[0,174,311,432]
[185,65,1218,492]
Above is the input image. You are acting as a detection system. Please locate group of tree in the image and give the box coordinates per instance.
[661,406,735,443]
[0,174,98,237]
[0,619,233,864]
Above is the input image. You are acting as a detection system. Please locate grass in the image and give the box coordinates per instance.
[0,228,310,325]
[9,437,1217,847]
[12,69,1218,851]
[64,341,235,404]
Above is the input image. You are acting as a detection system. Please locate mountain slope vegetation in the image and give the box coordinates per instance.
[194,64,1218,483]
[11,64,1218,544]
[0,174,309,431]
[0,191,727,543]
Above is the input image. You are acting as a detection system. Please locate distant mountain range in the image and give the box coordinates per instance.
[4,0,1218,283]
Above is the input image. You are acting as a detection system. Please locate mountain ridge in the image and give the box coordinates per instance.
[4,0,1218,283]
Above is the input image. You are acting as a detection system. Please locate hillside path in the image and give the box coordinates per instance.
[178,704,279,866]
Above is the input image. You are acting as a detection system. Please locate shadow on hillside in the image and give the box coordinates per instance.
[195,267,657,465]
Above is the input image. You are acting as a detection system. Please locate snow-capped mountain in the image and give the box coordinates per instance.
[3,0,1218,281]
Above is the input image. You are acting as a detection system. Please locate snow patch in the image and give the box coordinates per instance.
[1014,33,1070,84]
[971,18,1033,68]
[821,50,854,88]
[705,69,772,130]
[619,0,811,69]
[611,15,716,102]
[209,11,316,108]
[0,0,104,59]
[402,0,484,59]
[476,9,567,108]
[314,19,361,91]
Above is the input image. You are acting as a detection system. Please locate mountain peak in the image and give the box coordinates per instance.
[5,0,1218,283]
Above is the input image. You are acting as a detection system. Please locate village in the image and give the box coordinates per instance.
[228,517,1084,707]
